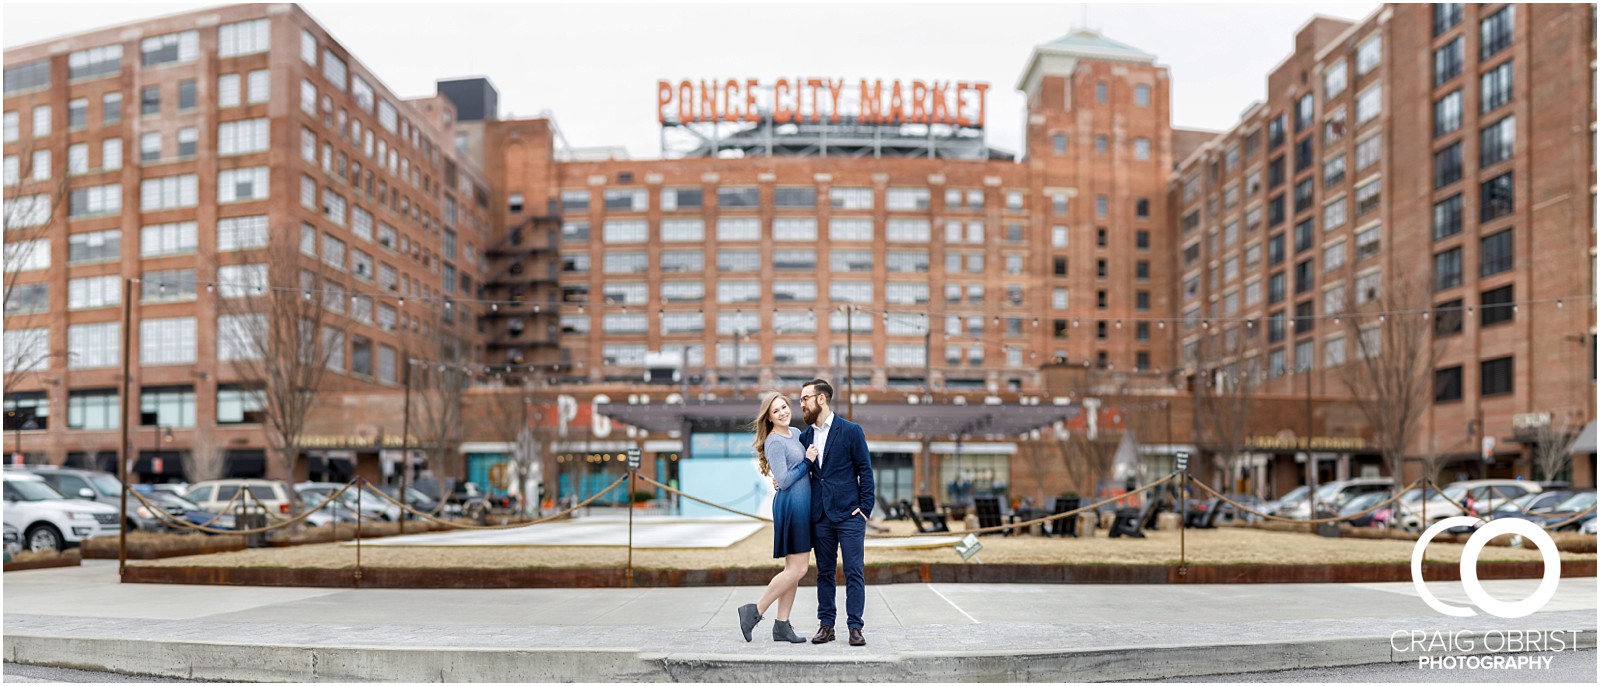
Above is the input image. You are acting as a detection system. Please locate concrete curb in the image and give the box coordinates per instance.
[7,630,1595,682]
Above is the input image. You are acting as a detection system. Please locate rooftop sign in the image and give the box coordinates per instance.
[657,78,989,128]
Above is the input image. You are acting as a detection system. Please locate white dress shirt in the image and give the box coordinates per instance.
[812,410,835,467]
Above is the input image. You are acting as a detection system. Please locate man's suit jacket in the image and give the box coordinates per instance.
[799,415,875,523]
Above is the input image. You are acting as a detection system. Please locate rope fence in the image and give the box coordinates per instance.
[113,468,1594,586]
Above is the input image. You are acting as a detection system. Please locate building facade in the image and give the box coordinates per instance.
[4,4,492,481]
[4,3,1593,499]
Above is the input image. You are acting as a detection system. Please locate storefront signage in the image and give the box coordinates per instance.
[1244,435,1367,451]
[297,434,418,450]
[658,78,989,127]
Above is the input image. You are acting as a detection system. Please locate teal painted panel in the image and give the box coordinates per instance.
[679,456,770,518]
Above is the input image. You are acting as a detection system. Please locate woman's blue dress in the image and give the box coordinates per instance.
[767,431,812,558]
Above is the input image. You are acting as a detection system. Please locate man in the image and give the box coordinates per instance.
[797,378,874,647]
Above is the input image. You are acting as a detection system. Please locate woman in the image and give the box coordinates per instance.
[736,391,815,643]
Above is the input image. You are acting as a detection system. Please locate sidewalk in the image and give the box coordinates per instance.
[4,561,1595,682]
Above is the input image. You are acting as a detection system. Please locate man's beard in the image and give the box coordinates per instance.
[803,404,820,426]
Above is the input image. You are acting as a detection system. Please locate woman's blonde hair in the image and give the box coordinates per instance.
[748,390,790,477]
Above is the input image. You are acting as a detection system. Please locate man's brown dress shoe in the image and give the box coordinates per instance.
[848,628,866,646]
[811,626,835,644]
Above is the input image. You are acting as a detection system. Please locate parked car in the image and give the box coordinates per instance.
[297,490,362,526]
[131,485,235,531]
[147,483,190,499]
[4,522,21,560]
[1339,489,1394,527]
[374,484,440,519]
[1265,485,1311,518]
[1369,486,1441,529]
[295,482,391,521]
[184,479,302,519]
[1396,479,1543,531]
[411,479,487,516]
[23,466,165,532]
[2,470,119,552]
[1488,491,1597,532]
[1278,478,1394,520]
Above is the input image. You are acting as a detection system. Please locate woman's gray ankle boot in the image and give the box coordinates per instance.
[773,620,807,643]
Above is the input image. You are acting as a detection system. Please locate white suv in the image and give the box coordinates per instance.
[1396,479,1543,531]
[2,470,120,552]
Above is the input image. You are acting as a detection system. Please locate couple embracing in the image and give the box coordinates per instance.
[737,379,874,647]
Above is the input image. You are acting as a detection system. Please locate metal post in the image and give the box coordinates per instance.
[627,467,635,588]
[354,477,363,585]
[923,319,932,404]
[399,353,413,534]
[1179,472,1187,575]
[117,277,134,580]
[1305,363,1315,531]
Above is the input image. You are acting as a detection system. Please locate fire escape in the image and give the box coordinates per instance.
[483,214,562,369]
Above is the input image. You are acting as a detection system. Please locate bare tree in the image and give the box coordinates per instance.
[1339,273,1441,495]
[1526,412,1579,483]
[406,303,472,489]
[1054,429,1119,502]
[213,238,340,480]
[1192,325,1258,494]
[1016,438,1057,506]
[182,419,227,483]
[4,140,73,395]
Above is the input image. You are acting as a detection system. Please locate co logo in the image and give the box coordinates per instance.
[1411,517,1561,619]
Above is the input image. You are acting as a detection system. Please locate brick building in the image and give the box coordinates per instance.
[4,4,492,482]
[1168,4,1596,492]
[4,3,1593,501]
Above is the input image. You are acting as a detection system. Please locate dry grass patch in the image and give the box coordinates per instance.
[81,532,245,559]
[131,520,1597,571]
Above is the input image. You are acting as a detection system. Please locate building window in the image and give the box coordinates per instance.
[66,322,118,369]
[1480,172,1514,222]
[1434,36,1464,86]
[1480,5,1515,60]
[1481,60,1513,113]
[137,387,196,430]
[831,187,873,210]
[217,385,266,424]
[887,218,930,243]
[1356,34,1381,75]
[1134,84,1150,107]
[1434,299,1464,337]
[219,18,270,57]
[1480,115,1515,168]
[1325,60,1347,98]
[1095,81,1107,103]
[140,221,197,258]
[602,219,648,243]
[177,79,197,111]
[716,217,760,242]
[1356,225,1381,262]
[1480,228,1513,277]
[218,118,270,156]
[1480,356,1514,396]
[1434,247,1463,291]
[773,187,816,208]
[1295,93,1314,132]
[1355,178,1380,216]
[139,175,198,211]
[1355,134,1381,171]
[1356,85,1382,125]
[5,283,48,315]
[1294,218,1314,253]
[139,318,196,366]
[66,390,118,430]
[1052,133,1066,154]
[219,167,269,203]
[141,30,198,66]
[1323,240,1346,273]
[1434,3,1464,36]
[773,217,818,241]
[1134,138,1150,160]
[1481,284,1514,326]
[1433,194,1463,240]
[1433,142,1463,188]
[1434,90,1462,137]
[1294,258,1315,294]
[886,187,930,211]
[102,92,121,125]
[1268,114,1286,149]
[1434,366,1463,403]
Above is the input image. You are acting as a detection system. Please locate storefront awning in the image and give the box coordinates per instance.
[1567,420,1597,455]
[597,400,1080,441]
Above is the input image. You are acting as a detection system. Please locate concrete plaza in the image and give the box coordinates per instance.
[3,560,1595,682]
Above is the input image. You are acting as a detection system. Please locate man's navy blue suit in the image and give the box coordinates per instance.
[800,414,875,630]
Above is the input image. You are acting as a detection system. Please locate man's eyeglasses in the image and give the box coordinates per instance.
[800,393,819,404]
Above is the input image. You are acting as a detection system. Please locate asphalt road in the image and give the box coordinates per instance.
[1152,649,1597,683]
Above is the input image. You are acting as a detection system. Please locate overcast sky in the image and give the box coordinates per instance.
[5,1,1379,159]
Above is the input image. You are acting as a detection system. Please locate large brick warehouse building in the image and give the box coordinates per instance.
[4,3,1594,506]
